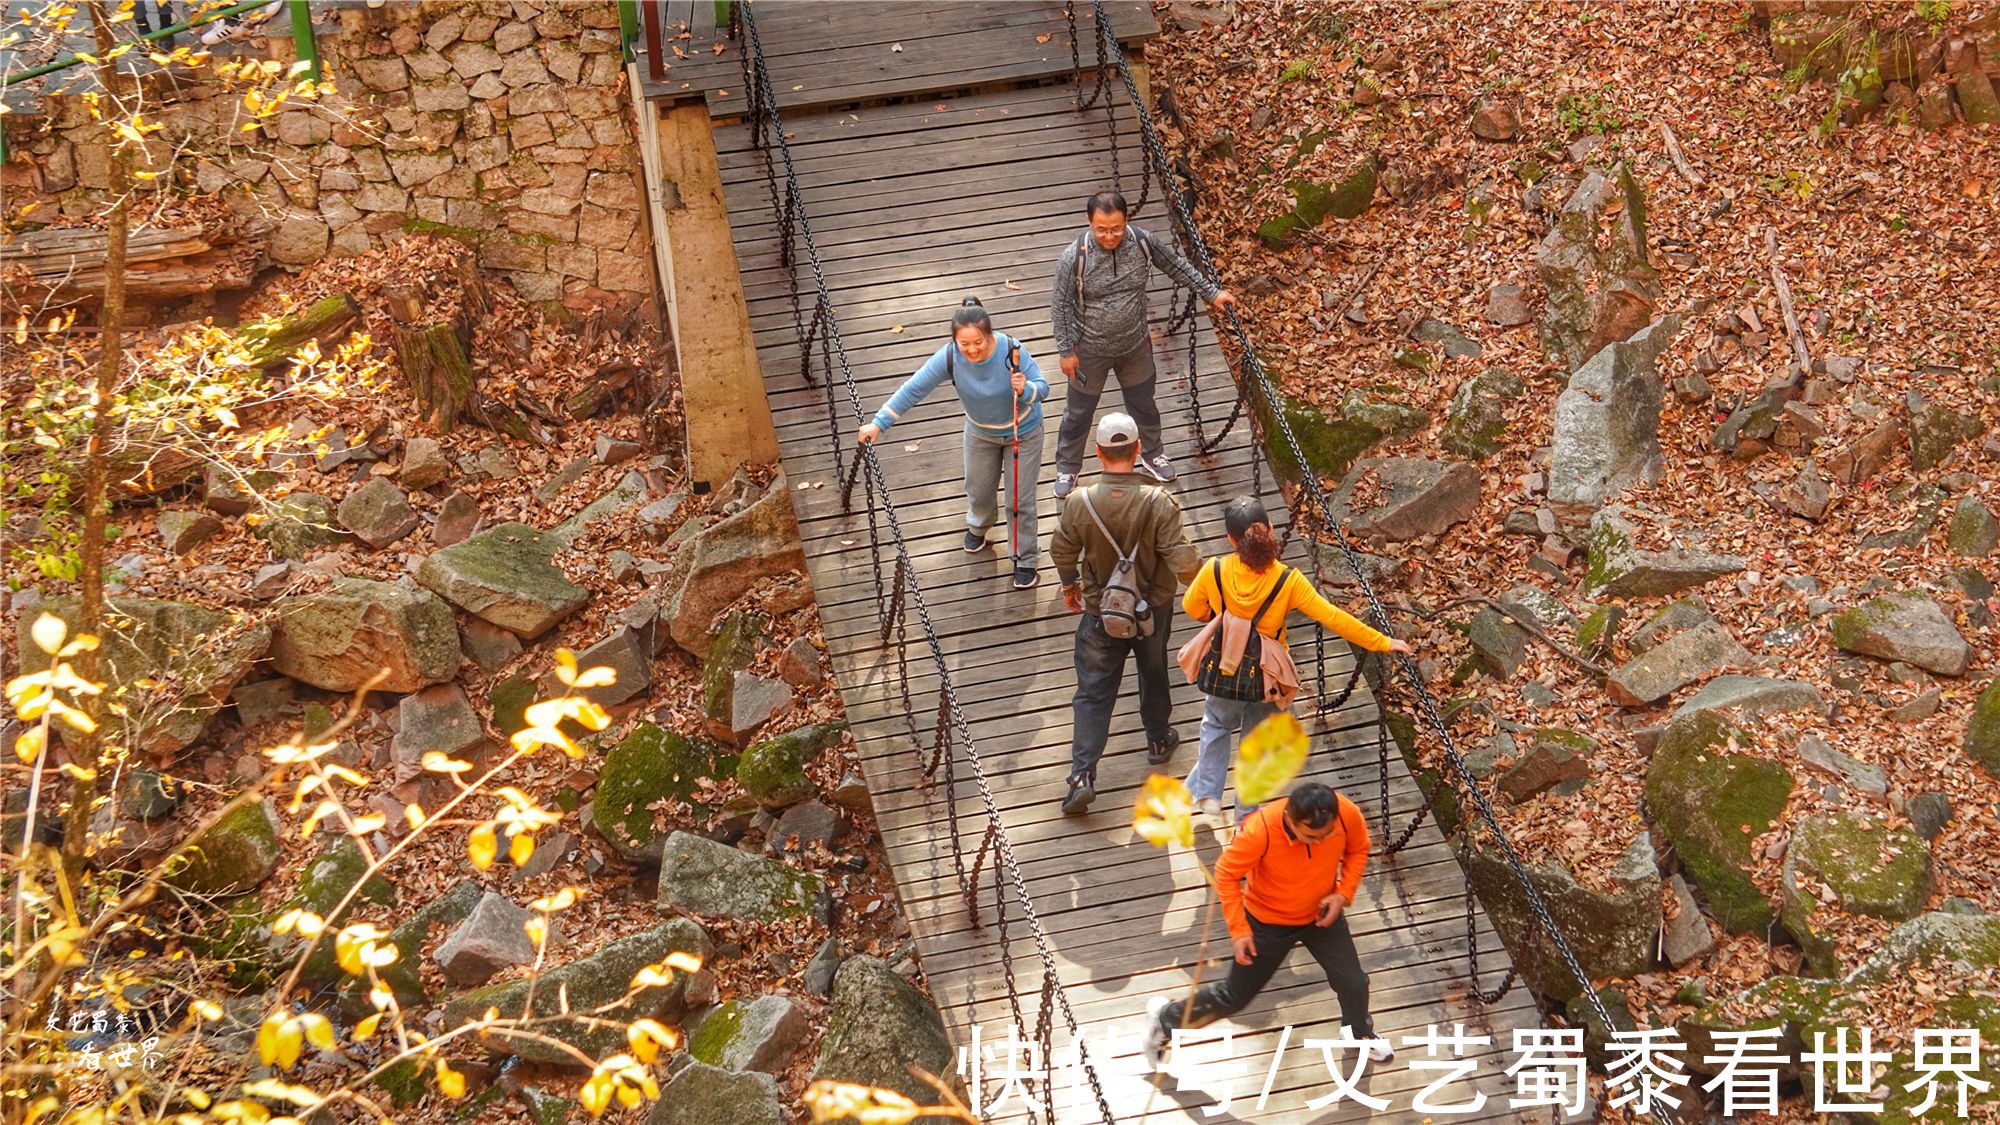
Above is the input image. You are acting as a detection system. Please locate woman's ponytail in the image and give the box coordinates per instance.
[1235,521,1282,571]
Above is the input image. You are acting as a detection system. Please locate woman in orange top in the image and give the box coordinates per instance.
[1181,497,1412,822]
[1142,783,1394,1067]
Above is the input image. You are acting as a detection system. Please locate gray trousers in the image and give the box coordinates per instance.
[1054,341,1161,476]
[964,419,1043,566]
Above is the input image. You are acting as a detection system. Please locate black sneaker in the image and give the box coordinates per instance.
[1139,451,1177,483]
[1012,565,1039,589]
[1061,773,1095,814]
[1053,472,1078,499]
[963,531,987,553]
[1145,726,1180,766]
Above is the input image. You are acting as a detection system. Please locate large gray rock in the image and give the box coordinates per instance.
[446,918,710,1063]
[644,1062,781,1125]
[1546,315,1680,524]
[1328,458,1480,542]
[1536,165,1660,373]
[16,597,269,755]
[688,995,808,1074]
[434,891,538,987]
[727,673,795,746]
[1969,679,2000,780]
[1672,675,1825,721]
[418,522,589,638]
[1645,712,1792,934]
[655,831,826,922]
[253,492,347,560]
[169,799,283,896]
[540,626,652,707]
[157,510,225,555]
[1606,621,1750,707]
[737,723,844,809]
[548,470,651,547]
[270,578,460,693]
[1661,874,1716,968]
[341,879,482,1017]
[1465,605,1528,679]
[390,684,487,801]
[661,482,806,657]
[1462,834,1659,1001]
[813,956,959,1107]
[1948,493,1999,557]
[1584,507,1746,598]
[337,478,421,548]
[1626,598,1715,655]
[1441,368,1522,460]
[1495,728,1595,802]
[1908,387,1985,471]
[1781,813,1933,975]
[398,436,452,489]
[592,724,721,861]
[1830,589,1969,677]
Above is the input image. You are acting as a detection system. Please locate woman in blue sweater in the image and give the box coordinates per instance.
[858,298,1050,589]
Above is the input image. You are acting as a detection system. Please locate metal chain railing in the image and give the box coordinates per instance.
[737,9,1118,1122]
[1090,0,1614,1037]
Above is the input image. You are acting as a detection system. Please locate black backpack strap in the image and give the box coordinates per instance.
[1247,567,1293,629]
[1007,341,1020,373]
[945,342,953,382]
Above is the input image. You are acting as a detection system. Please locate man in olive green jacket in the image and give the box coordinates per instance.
[1050,412,1200,813]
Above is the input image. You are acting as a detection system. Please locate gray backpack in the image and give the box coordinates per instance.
[1077,485,1154,639]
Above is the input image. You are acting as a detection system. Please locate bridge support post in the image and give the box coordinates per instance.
[646,101,780,492]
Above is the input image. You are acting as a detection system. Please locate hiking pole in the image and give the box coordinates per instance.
[1010,396,1021,564]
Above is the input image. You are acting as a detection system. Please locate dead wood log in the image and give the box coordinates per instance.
[386,286,478,433]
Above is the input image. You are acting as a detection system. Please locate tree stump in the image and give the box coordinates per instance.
[386,286,477,433]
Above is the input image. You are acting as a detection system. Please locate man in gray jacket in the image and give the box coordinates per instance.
[1049,189,1236,497]
[1050,412,1201,814]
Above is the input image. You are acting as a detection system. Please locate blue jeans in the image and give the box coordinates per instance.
[1068,606,1174,781]
[963,419,1042,566]
[1187,694,1280,805]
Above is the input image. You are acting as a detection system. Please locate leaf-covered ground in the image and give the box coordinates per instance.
[1150,0,1999,1099]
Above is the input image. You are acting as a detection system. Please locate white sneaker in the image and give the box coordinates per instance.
[1366,1039,1395,1065]
[1196,798,1229,826]
[1141,996,1173,1071]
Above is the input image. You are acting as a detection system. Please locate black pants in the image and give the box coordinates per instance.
[1068,607,1174,781]
[1054,341,1161,475]
[1159,910,1373,1037]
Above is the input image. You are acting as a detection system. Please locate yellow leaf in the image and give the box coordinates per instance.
[553,647,580,685]
[627,1019,675,1063]
[421,751,471,773]
[1132,775,1194,849]
[802,1081,920,1125]
[13,724,47,764]
[569,664,618,688]
[299,1013,335,1050]
[524,916,548,947]
[354,1013,381,1040]
[579,1072,614,1118]
[467,824,498,870]
[185,1089,213,1109]
[405,802,426,830]
[436,1061,465,1099]
[190,999,225,1022]
[30,613,67,655]
[1234,711,1309,806]
[351,811,387,834]
[664,951,703,974]
[531,887,580,912]
[510,831,535,866]
[214,405,240,429]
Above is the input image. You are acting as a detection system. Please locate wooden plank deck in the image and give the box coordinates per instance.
[708,6,1542,1121]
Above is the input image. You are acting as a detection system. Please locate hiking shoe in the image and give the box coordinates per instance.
[1053,472,1078,499]
[1012,565,1039,589]
[1139,451,1177,483]
[963,530,988,553]
[1142,997,1173,1071]
[1061,773,1095,814]
[1145,726,1180,766]
[1366,1039,1396,1065]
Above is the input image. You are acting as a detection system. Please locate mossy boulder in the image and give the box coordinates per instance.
[270,578,460,694]
[1644,713,1792,935]
[1677,973,1836,1079]
[189,896,287,988]
[1830,588,1970,677]
[1253,390,1392,485]
[644,1062,782,1125]
[253,492,347,560]
[1256,161,1377,247]
[416,522,589,639]
[15,597,270,755]
[812,956,959,1107]
[1440,367,1521,459]
[736,722,844,809]
[1948,493,2000,558]
[592,723,724,861]
[1338,387,1429,439]
[1574,604,1623,662]
[170,799,283,896]
[1461,833,1658,1000]
[655,831,827,922]
[445,918,710,1064]
[1584,508,1745,599]
[1781,813,1932,975]
[686,995,806,1074]
[293,837,397,988]
[1968,679,2000,780]
[701,611,766,729]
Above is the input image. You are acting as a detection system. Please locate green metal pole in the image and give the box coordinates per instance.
[288,0,319,81]
[617,0,639,63]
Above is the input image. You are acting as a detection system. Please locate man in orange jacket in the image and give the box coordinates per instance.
[1142,782,1393,1067]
